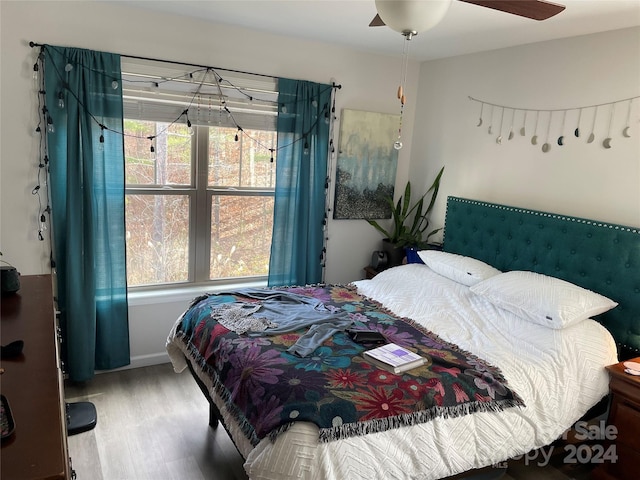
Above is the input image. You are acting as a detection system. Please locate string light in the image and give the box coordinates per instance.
[31,42,340,172]
[183,109,194,135]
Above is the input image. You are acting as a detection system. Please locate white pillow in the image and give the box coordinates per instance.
[418,250,501,287]
[470,270,618,329]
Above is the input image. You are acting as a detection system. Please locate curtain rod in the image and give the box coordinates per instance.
[30,41,278,80]
[30,42,342,89]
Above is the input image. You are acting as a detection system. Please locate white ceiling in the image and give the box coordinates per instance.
[105,0,640,61]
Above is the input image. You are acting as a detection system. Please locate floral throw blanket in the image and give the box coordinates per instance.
[172,285,524,445]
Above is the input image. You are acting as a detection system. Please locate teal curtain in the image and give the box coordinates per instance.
[44,45,130,382]
[268,79,331,286]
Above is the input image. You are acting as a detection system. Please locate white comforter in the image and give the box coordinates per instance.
[168,263,618,480]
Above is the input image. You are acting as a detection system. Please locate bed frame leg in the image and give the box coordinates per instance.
[209,404,219,428]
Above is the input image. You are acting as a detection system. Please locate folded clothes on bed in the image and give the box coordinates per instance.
[186,288,354,357]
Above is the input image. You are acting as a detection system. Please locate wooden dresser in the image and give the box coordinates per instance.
[1,274,71,480]
[593,357,640,480]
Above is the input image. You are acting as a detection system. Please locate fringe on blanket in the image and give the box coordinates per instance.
[172,331,523,446]
[316,398,524,442]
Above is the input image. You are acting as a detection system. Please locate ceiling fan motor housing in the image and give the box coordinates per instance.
[374,0,453,35]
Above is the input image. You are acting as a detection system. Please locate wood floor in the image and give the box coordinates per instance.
[65,363,598,480]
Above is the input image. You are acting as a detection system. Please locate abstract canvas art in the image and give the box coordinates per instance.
[333,109,399,219]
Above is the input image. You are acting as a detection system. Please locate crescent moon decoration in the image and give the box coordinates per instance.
[575,108,582,138]
[467,95,640,150]
[587,106,598,144]
[623,99,632,137]
[604,103,615,149]
[557,110,567,146]
[496,107,505,145]
[507,108,515,140]
[541,111,552,153]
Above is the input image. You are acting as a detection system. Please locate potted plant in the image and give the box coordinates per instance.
[367,166,444,266]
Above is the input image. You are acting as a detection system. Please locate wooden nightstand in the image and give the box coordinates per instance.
[363,266,380,279]
[593,357,640,480]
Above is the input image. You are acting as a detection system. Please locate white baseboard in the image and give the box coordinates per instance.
[97,352,170,374]
[129,352,171,369]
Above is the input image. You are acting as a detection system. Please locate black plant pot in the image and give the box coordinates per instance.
[382,239,405,267]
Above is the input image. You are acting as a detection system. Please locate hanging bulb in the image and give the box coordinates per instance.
[393,140,403,150]
[281,103,287,114]
[58,91,65,109]
[34,125,42,136]
[32,63,39,89]
[186,114,194,136]
[65,63,73,72]
[111,80,119,90]
[303,140,310,156]
[98,128,105,151]
[311,99,318,108]
[46,115,55,133]
[235,133,239,142]
[150,144,155,153]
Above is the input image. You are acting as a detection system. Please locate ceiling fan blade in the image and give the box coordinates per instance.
[369,13,386,27]
[459,0,565,21]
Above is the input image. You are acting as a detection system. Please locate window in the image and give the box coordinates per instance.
[121,58,278,288]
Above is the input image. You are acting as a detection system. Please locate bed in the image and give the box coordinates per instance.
[166,196,640,480]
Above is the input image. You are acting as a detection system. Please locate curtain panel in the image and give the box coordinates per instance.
[43,45,130,382]
[268,79,331,287]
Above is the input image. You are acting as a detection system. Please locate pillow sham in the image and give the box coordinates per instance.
[470,270,618,329]
[418,250,501,287]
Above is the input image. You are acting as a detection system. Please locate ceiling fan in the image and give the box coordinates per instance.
[370,0,566,35]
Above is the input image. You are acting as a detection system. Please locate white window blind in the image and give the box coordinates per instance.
[120,57,278,131]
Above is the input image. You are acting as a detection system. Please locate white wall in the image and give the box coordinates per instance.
[411,27,640,237]
[0,0,417,368]
[2,2,638,370]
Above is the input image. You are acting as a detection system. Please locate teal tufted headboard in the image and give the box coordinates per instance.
[443,196,640,360]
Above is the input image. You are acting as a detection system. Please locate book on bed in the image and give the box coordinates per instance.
[363,343,427,374]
